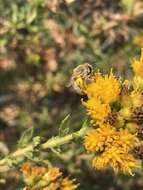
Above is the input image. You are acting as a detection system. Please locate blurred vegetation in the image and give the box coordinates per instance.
[1,0,143,189]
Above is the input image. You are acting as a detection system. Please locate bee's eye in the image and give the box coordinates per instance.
[87,66,92,73]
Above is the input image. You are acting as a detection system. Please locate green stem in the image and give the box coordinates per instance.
[41,126,88,149]
[0,127,88,172]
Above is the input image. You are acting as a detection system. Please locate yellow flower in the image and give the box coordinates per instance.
[131,90,143,107]
[126,122,138,134]
[84,122,138,175]
[132,48,143,77]
[119,107,131,120]
[84,124,117,152]
[121,90,143,108]
[83,98,111,123]
[60,177,79,190]
[132,76,143,91]
[21,162,46,186]
[42,167,62,183]
[21,163,78,189]
[92,147,140,175]
[115,129,138,151]
[84,71,121,104]
[84,124,137,153]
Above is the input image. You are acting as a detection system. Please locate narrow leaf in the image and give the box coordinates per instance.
[59,114,70,137]
[82,117,91,128]
[18,127,34,148]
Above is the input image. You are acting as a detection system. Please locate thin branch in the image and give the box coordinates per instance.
[41,126,87,149]
[0,127,88,172]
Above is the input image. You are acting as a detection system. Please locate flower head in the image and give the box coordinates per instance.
[131,90,143,107]
[84,124,117,152]
[71,51,143,175]
[84,124,137,152]
[84,71,121,104]
[82,71,120,123]
[21,163,78,190]
[83,98,111,123]
[60,177,79,190]
[84,122,139,175]
[92,147,140,176]
[132,48,143,77]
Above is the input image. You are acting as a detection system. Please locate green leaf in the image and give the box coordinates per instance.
[50,147,61,157]
[25,151,34,160]
[6,155,24,168]
[32,136,41,147]
[82,117,91,128]
[18,127,34,148]
[59,114,70,137]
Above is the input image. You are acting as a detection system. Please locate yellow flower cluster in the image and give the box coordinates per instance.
[61,177,78,190]
[132,48,143,78]
[84,124,139,175]
[83,99,111,123]
[73,51,143,175]
[82,71,120,124]
[92,147,138,175]
[84,124,116,152]
[84,71,121,104]
[21,163,79,190]
[84,124,137,153]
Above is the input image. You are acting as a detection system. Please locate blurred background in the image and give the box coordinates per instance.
[0,0,143,189]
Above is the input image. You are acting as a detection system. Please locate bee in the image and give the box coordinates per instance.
[67,63,93,94]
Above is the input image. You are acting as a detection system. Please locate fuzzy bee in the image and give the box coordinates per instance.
[67,63,93,94]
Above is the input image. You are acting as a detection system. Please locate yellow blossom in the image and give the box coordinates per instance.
[119,107,131,120]
[126,122,139,134]
[84,124,117,152]
[132,76,143,91]
[83,98,111,123]
[84,124,137,153]
[42,167,62,183]
[131,90,143,107]
[121,90,143,108]
[132,48,143,77]
[70,56,143,176]
[21,163,78,189]
[21,162,46,186]
[84,122,138,175]
[84,71,121,104]
[60,177,79,190]
[115,129,138,151]
[92,147,140,175]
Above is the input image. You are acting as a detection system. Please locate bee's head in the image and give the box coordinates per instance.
[73,63,93,77]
